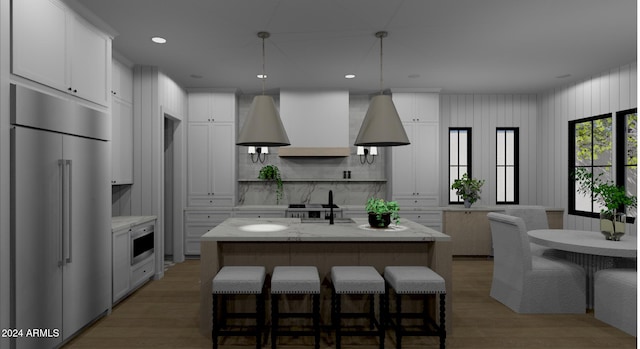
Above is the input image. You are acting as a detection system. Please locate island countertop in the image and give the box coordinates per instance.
[200,217,451,242]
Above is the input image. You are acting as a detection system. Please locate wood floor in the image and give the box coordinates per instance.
[64,258,636,349]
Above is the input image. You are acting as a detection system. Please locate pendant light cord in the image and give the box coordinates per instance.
[375,31,387,95]
[261,35,266,95]
[379,34,383,95]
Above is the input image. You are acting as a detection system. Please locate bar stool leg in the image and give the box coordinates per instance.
[334,291,342,349]
[212,294,219,349]
[439,294,446,349]
[395,292,402,349]
[313,294,320,349]
[271,294,279,349]
[257,292,265,349]
[378,294,385,349]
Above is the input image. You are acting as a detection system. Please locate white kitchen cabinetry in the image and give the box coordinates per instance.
[112,59,133,104]
[391,92,440,207]
[392,92,439,123]
[188,91,236,122]
[112,228,130,303]
[184,210,232,255]
[187,91,236,207]
[401,210,442,231]
[391,122,440,207]
[12,0,111,106]
[111,60,133,185]
[187,122,235,206]
[111,219,156,304]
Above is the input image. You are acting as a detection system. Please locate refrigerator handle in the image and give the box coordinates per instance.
[65,159,73,264]
[58,160,65,267]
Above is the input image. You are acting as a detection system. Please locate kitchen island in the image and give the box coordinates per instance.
[199,217,452,337]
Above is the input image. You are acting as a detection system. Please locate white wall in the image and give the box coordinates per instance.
[538,62,637,233]
[439,94,538,206]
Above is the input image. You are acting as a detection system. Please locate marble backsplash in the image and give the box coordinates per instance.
[236,94,389,205]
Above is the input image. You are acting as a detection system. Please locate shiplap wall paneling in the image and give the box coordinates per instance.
[440,94,538,206]
[539,62,637,234]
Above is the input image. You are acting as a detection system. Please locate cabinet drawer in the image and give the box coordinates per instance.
[131,257,154,288]
[185,210,232,223]
[394,196,439,207]
[188,196,234,207]
[185,238,201,255]
[401,211,442,223]
[185,224,217,239]
[232,211,285,218]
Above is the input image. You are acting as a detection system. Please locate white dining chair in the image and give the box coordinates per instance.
[487,212,586,313]
[504,207,564,257]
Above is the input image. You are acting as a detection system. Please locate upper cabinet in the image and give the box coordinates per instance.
[12,0,111,107]
[393,92,439,123]
[188,91,236,123]
[391,92,440,207]
[112,59,133,104]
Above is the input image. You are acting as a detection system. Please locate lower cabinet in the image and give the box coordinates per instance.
[401,210,442,232]
[112,219,156,304]
[442,210,493,256]
[184,209,232,256]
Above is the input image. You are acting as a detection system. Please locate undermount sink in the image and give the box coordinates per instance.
[300,218,355,224]
[238,224,289,232]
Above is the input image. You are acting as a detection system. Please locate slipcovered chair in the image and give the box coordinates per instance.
[504,207,563,257]
[594,269,637,336]
[487,212,586,313]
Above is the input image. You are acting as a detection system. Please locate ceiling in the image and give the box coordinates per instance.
[77,0,637,95]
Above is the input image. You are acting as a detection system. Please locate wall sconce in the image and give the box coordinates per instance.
[357,146,377,164]
[248,146,269,163]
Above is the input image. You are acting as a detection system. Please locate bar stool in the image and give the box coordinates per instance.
[384,266,446,349]
[212,266,266,349]
[331,266,385,349]
[270,266,321,349]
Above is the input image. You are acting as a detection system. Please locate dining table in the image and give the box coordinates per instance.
[528,229,637,309]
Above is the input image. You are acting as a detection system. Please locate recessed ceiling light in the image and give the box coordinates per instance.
[556,74,571,79]
[190,74,203,79]
[408,74,420,79]
[257,74,267,79]
[345,74,356,79]
[151,36,167,44]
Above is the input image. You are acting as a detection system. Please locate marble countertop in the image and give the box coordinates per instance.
[111,216,157,232]
[201,217,451,242]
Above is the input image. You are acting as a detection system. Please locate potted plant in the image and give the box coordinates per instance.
[365,197,400,228]
[573,168,637,240]
[451,173,485,208]
[258,164,283,204]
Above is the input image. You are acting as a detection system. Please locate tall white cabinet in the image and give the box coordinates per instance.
[111,59,134,185]
[391,92,441,223]
[185,91,236,255]
[12,0,111,107]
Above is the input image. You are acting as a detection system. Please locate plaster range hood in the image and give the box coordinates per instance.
[278,90,350,157]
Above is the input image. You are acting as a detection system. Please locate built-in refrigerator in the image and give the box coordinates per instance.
[10,84,111,348]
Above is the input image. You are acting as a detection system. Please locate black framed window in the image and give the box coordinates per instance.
[616,108,637,219]
[449,128,472,203]
[569,114,613,217]
[496,128,519,204]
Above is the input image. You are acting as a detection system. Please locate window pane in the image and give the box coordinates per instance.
[592,118,612,167]
[575,122,592,167]
[459,132,468,166]
[506,131,515,166]
[506,167,515,202]
[449,132,459,165]
[626,113,637,165]
[496,131,505,165]
[626,165,637,217]
[497,168,505,202]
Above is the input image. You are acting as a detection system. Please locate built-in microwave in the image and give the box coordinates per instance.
[131,225,154,265]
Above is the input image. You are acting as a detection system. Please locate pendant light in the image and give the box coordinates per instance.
[354,31,410,147]
[237,32,290,147]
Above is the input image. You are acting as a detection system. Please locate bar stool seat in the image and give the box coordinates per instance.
[212,266,266,349]
[331,266,385,349]
[384,266,446,349]
[271,266,321,349]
